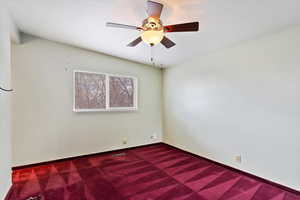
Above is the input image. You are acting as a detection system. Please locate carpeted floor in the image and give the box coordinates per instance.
[8,143,300,200]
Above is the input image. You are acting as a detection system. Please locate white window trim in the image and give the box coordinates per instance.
[73,70,138,112]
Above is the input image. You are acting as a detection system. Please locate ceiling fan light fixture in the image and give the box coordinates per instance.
[141,30,164,46]
[106,1,199,48]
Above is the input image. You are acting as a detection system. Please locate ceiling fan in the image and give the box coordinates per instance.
[106,1,199,49]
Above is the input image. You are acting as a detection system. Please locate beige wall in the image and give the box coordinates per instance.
[163,25,300,190]
[12,35,163,166]
[0,5,12,199]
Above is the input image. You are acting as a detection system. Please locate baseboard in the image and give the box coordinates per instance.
[163,142,300,196]
[12,142,163,170]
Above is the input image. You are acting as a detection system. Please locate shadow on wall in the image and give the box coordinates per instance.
[20,33,37,44]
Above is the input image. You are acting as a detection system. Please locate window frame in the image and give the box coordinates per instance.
[73,70,138,112]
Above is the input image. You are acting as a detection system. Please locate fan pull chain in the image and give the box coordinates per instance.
[150,44,155,66]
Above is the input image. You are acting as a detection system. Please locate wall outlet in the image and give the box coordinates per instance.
[150,133,157,140]
[235,155,242,164]
[122,138,127,145]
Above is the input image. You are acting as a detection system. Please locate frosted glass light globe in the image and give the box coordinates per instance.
[141,30,164,46]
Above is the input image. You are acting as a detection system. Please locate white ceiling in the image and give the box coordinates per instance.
[7,0,300,67]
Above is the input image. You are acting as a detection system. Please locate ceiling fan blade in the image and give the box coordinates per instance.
[106,22,141,30]
[164,22,199,32]
[147,1,163,18]
[127,37,142,47]
[161,36,176,48]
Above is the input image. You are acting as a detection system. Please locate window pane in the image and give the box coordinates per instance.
[75,72,106,110]
[109,76,134,108]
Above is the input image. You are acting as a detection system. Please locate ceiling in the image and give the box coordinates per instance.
[7,0,300,67]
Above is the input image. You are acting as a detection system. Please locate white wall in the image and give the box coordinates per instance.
[12,35,163,166]
[0,4,13,200]
[163,25,300,190]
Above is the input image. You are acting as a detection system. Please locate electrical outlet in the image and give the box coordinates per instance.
[235,155,242,164]
[122,138,127,145]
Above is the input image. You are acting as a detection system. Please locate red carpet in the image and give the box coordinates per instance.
[8,143,300,200]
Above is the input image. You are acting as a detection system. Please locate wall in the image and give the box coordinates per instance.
[12,35,163,166]
[0,5,13,200]
[163,25,300,190]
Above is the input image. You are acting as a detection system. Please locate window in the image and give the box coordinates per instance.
[74,71,138,112]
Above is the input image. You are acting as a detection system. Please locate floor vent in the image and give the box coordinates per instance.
[26,195,42,200]
[112,152,126,157]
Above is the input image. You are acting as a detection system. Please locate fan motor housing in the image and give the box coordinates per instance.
[142,17,163,31]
